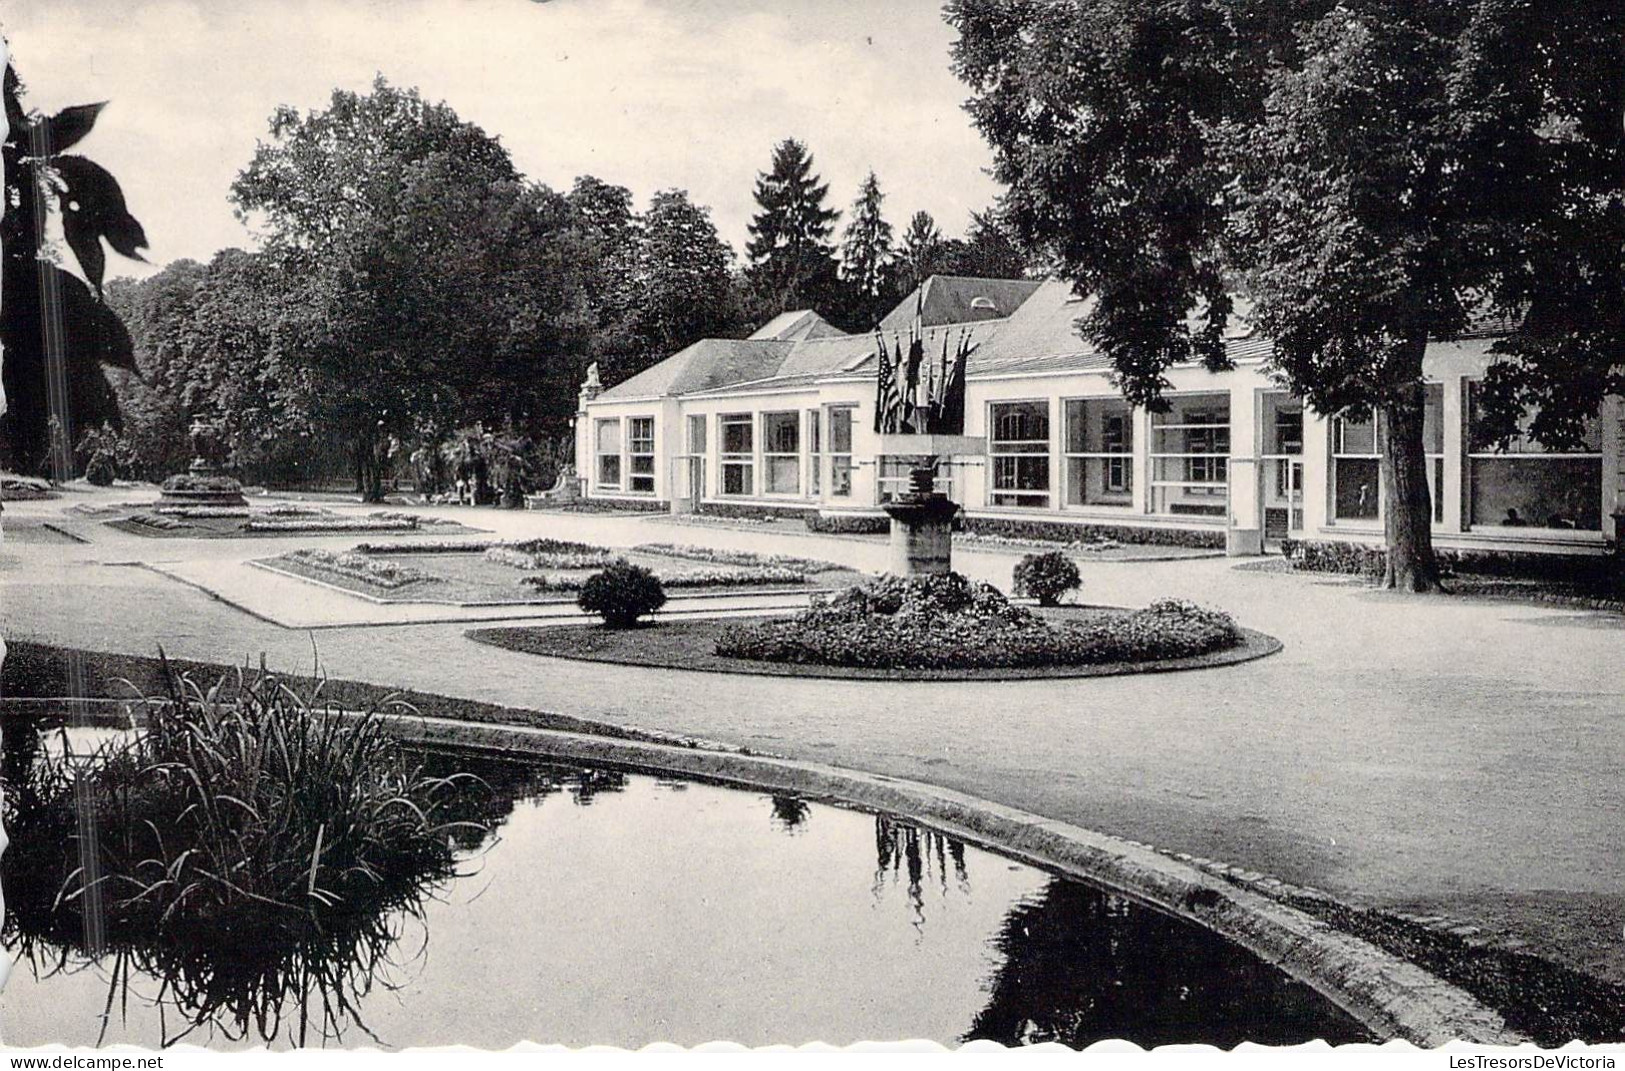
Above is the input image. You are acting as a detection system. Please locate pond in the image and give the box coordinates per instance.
[0,724,1370,1049]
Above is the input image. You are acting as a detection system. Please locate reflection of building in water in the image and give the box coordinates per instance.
[872,815,971,928]
[963,879,1370,1048]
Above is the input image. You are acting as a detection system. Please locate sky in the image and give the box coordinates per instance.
[2,0,1003,282]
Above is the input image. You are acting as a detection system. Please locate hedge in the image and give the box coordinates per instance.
[804,511,891,535]
[960,514,1226,549]
[1278,537,1615,583]
[697,502,812,522]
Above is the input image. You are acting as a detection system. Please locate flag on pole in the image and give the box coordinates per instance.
[939,329,970,435]
[873,328,900,434]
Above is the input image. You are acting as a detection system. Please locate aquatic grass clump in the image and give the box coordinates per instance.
[1,658,489,1046]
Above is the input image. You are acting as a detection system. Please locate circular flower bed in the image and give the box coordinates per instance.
[714,573,1242,671]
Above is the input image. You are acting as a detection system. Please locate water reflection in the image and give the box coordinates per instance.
[3,727,1366,1049]
[965,879,1370,1047]
[770,794,811,833]
[873,816,972,930]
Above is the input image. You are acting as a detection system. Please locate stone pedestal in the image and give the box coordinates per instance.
[158,419,247,507]
[881,467,961,576]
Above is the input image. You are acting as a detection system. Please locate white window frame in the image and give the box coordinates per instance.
[1062,397,1134,509]
[807,408,822,497]
[1148,395,1230,516]
[1464,381,1603,532]
[988,399,1052,509]
[627,416,655,495]
[595,418,622,490]
[719,413,754,497]
[828,406,855,499]
[1330,386,1447,525]
[761,410,801,496]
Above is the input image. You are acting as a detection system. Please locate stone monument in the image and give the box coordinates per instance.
[872,320,981,576]
[158,416,248,507]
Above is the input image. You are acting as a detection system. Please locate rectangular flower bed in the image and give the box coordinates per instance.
[277,548,441,590]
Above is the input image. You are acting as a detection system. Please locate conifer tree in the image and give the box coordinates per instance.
[744,138,840,318]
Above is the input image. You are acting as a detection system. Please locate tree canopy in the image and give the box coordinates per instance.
[840,171,896,327]
[950,0,1624,589]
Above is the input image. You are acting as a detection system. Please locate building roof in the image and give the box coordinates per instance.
[877,275,1042,331]
[747,309,848,342]
[962,280,1274,377]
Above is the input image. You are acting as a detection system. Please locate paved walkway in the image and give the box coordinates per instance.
[3,486,1623,984]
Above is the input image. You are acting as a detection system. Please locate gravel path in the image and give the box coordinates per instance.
[4,487,1623,986]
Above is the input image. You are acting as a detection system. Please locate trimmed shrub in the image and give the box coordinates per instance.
[577,560,667,628]
[960,514,1225,549]
[1279,538,1611,584]
[1012,551,1083,606]
[698,502,810,522]
[804,511,891,535]
[83,451,118,486]
[715,573,1241,670]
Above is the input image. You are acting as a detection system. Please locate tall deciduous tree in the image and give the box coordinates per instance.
[638,188,740,356]
[840,171,896,327]
[744,138,841,319]
[230,78,595,500]
[949,0,1624,591]
[1,63,146,475]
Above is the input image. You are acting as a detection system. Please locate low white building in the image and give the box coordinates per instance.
[576,275,1621,559]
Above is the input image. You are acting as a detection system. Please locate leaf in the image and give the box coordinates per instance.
[37,101,107,154]
[53,154,150,290]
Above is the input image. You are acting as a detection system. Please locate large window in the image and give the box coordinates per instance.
[829,407,854,498]
[1149,395,1229,516]
[595,419,621,489]
[989,401,1051,508]
[628,417,655,494]
[1331,387,1444,523]
[720,413,754,496]
[1467,384,1601,531]
[807,409,822,497]
[762,411,800,495]
[1064,398,1133,507]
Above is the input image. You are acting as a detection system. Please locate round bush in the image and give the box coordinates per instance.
[83,451,118,486]
[577,559,667,628]
[1012,551,1081,607]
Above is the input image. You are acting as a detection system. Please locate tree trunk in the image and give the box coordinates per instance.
[1377,358,1444,593]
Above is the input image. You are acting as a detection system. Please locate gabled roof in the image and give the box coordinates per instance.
[748,309,847,342]
[599,338,793,400]
[877,275,1042,331]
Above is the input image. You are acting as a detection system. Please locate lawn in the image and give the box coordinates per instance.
[258,544,863,606]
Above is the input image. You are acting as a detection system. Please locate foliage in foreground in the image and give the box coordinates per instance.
[715,573,1240,670]
[0,662,489,1045]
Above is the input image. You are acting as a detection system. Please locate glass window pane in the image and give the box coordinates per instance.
[1333,458,1380,520]
[830,408,853,453]
[722,416,752,454]
[595,419,620,453]
[991,401,1049,447]
[1470,457,1600,530]
[598,456,621,487]
[1423,385,1444,455]
[763,411,799,454]
[766,456,799,494]
[1337,416,1377,456]
[722,463,752,496]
